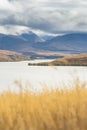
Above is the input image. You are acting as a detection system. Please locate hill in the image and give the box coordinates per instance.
[20,31,43,43]
[0,32,43,52]
[36,33,87,53]
[29,54,87,66]
[0,50,30,61]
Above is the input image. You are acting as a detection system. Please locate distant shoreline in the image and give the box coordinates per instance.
[28,54,87,66]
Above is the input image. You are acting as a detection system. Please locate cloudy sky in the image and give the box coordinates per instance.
[0,0,87,35]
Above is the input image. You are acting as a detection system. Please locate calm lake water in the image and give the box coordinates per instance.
[0,60,87,93]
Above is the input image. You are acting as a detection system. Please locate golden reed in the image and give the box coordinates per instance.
[0,82,87,130]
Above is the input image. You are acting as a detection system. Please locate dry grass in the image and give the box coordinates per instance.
[0,83,87,130]
[50,53,87,66]
[29,53,87,66]
[0,50,29,61]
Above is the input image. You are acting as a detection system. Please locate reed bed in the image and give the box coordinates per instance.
[0,82,87,130]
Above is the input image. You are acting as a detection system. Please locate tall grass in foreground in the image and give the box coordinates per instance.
[0,83,87,130]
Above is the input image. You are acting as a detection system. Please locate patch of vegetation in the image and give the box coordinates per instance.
[0,82,87,130]
[0,50,30,62]
[29,54,87,66]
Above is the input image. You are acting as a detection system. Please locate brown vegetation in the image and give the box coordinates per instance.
[29,53,87,66]
[0,82,87,130]
[0,50,30,61]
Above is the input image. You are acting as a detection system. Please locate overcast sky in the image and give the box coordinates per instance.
[0,0,87,35]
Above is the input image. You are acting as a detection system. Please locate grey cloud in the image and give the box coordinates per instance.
[0,0,87,35]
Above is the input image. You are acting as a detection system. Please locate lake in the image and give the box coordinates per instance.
[0,60,87,93]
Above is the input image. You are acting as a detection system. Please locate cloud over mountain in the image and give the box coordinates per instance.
[0,0,87,35]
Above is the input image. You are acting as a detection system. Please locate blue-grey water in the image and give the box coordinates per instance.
[0,60,87,93]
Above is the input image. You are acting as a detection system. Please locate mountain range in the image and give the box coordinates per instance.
[0,32,43,52]
[35,33,87,53]
[0,32,87,60]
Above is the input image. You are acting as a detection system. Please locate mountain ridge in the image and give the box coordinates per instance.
[0,32,87,59]
[36,33,87,53]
